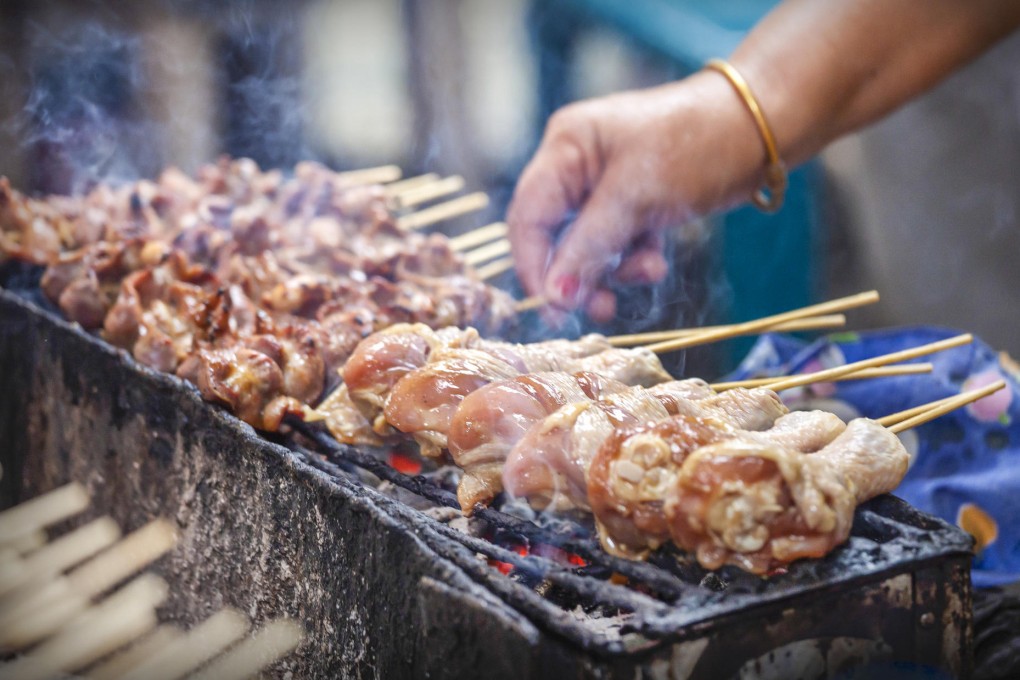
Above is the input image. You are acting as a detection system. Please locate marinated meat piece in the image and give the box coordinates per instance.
[502,386,671,511]
[318,384,384,447]
[243,326,327,406]
[383,348,522,457]
[588,410,843,559]
[568,347,672,387]
[449,371,629,513]
[343,324,480,432]
[650,386,790,430]
[590,415,736,558]
[665,418,909,574]
[177,347,288,430]
[44,239,167,330]
[0,178,66,264]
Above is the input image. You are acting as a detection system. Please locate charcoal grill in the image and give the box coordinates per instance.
[0,264,975,679]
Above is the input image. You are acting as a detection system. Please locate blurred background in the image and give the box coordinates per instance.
[0,0,1018,375]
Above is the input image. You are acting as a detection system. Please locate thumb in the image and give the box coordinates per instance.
[542,179,637,309]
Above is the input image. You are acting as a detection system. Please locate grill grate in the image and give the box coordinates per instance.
[285,418,974,647]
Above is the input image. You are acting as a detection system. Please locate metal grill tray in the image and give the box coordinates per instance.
[0,266,976,678]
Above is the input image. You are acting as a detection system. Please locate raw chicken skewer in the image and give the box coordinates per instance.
[495,335,970,549]
[449,363,929,514]
[383,344,672,457]
[502,386,787,512]
[599,379,1007,573]
[329,292,880,446]
[467,337,954,516]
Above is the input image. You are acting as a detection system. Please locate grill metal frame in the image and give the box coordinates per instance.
[0,270,976,679]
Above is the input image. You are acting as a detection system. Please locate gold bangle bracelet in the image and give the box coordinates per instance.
[705,58,788,213]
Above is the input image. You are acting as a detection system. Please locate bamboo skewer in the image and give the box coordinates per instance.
[476,257,514,281]
[397,192,490,230]
[463,239,511,266]
[0,482,89,548]
[877,395,959,427]
[515,295,546,313]
[711,363,933,391]
[2,531,46,557]
[0,517,121,597]
[336,165,402,185]
[0,519,177,648]
[609,315,847,347]
[765,334,972,393]
[888,380,1008,434]
[449,222,508,251]
[383,173,440,195]
[189,619,305,680]
[1,575,165,680]
[120,607,249,680]
[0,490,304,680]
[393,175,465,208]
[646,291,881,354]
[88,626,184,680]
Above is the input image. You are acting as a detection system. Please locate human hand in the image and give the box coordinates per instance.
[507,70,765,322]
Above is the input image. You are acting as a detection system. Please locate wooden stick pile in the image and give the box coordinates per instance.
[0,484,304,680]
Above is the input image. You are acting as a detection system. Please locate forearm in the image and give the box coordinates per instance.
[730,0,1020,165]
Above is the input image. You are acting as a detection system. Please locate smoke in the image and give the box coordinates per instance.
[4,3,313,195]
[13,17,154,193]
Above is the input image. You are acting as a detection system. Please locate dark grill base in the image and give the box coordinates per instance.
[0,278,975,679]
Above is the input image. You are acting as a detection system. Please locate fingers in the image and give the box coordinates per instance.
[507,117,594,297]
[614,248,669,285]
[541,173,637,309]
[585,288,617,323]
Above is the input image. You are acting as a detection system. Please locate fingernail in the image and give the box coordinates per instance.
[552,275,580,305]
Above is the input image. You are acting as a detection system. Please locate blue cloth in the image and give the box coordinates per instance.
[730,327,1020,587]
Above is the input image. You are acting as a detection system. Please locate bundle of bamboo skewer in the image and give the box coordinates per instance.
[0,484,304,680]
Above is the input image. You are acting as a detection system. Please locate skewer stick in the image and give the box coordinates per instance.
[609,314,847,347]
[335,165,402,185]
[449,222,508,251]
[877,394,958,427]
[67,519,177,597]
[1,575,165,680]
[710,363,933,391]
[0,482,89,547]
[463,239,510,266]
[119,607,249,680]
[0,517,121,597]
[393,175,465,208]
[383,173,439,195]
[889,380,1008,434]
[0,520,176,648]
[189,619,305,680]
[88,625,183,680]
[301,405,327,423]
[765,334,973,392]
[397,192,489,230]
[515,295,546,313]
[646,290,881,354]
[4,531,46,557]
[475,257,514,281]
